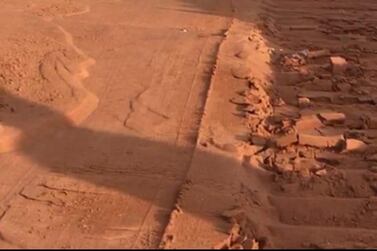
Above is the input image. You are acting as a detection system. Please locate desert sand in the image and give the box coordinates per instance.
[0,0,376,249]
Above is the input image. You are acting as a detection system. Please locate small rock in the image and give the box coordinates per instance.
[298,97,311,108]
[345,139,367,152]
[318,112,346,125]
[298,133,344,148]
[330,56,348,74]
[315,169,327,176]
[282,53,306,67]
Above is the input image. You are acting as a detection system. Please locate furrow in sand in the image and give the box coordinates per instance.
[159,0,377,249]
[249,0,377,248]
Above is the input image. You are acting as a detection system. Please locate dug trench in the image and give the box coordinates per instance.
[1,0,377,249]
[257,0,377,248]
[159,0,377,249]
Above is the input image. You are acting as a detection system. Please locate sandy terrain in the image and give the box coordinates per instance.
[0,0,377,249]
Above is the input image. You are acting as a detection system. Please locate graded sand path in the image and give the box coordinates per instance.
[1,0,377,249]
[0,0,232,248]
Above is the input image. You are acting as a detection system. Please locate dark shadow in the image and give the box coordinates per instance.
[0,88,194,196]
[0,87,271,248]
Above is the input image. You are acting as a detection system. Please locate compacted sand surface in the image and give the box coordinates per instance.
[0,0,377,249]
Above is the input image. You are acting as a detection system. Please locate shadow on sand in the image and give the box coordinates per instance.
[0,83,269,248]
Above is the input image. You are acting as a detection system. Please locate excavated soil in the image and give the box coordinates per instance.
[0,0,376,249]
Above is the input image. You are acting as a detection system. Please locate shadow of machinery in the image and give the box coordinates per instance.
[0,87,270,248]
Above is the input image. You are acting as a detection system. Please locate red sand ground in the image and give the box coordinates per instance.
[0,0,376,249]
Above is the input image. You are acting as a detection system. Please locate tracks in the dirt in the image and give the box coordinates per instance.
[159,0,377,248]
